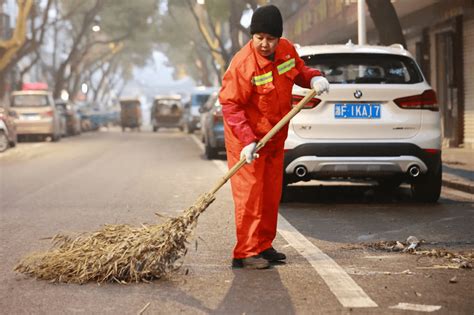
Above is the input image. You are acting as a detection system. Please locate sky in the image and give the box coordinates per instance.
[122,51,195,104]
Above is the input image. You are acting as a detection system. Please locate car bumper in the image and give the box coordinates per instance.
[284,143,441,183]
[210,134,225,149]
[15,120,54,135]
[153,118,183,128]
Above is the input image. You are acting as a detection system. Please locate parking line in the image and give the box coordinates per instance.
[277,216,377,308]
[190,134,377,308]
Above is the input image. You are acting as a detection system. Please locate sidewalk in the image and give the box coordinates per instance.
[442,147,474,194]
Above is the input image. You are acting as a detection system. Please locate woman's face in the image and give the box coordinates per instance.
[252,33,279,57]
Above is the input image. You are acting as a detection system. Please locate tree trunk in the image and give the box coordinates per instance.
[229,0,241,58]
[366,0,406,48]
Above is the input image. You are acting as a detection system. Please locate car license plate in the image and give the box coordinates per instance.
[334,103,381,119]
[21,114,41,121]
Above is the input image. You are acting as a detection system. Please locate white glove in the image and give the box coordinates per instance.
[240,142,258,164]
[311,76,330,95]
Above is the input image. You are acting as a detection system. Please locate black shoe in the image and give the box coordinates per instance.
[232,255,270,269]
[260,247,286,261]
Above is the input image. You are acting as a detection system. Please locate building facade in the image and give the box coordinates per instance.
[285,0,474,149]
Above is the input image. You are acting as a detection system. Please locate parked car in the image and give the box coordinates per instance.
[77,106,92,132]
[199,92,225,159]
[0,106,17,152]
[182,87,218,133]
[284,43,442,202]
[55,101,68,137]
[106,104,121,126]
[151,95,183,131]
[119,98,142,131]
[10,89,62,142]
[55,100,81,136]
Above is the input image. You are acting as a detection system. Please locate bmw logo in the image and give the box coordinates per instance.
[354,90,363,99]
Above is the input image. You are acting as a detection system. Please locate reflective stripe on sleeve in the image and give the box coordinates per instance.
[252,71,273,86]
[277,58,296,75]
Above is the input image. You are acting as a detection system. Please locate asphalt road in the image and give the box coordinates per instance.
[1,127,473,314]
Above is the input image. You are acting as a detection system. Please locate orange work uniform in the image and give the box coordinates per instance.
[219,38,322,259]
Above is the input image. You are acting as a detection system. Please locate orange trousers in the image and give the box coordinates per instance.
[226,142,285,259]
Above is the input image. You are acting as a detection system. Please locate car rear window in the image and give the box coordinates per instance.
[302,53,424,84]
[191,94,211,107]
[120,101,140,109]
[153,100,181,114]
[12,95,50,106]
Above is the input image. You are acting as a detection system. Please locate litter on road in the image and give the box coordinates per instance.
[389,302,442,312]
[363,236,473,269]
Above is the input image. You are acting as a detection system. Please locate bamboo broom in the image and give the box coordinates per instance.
[14,89,318,284]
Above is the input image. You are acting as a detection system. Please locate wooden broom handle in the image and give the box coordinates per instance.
[209,89,318,195]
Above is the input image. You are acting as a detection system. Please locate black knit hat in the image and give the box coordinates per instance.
[250,5,283,38]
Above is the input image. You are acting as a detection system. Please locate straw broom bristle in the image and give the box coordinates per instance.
[14,193,215,284]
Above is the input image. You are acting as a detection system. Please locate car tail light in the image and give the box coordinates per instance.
[292,95,321,109]
[41,110,54,118]
[424,148,440,154]
[394,89,438,111]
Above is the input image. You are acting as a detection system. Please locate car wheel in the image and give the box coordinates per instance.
[9,138,17,148]
[411,163,442,203]
[280,182,293,203]
[52,133,61,142]
[204,140,218,159]
[0,131,9,152]
[186,123,194,134]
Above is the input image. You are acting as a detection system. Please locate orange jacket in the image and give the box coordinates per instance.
[219,38,321,148]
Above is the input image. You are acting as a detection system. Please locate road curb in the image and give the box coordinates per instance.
[442,174,474,194]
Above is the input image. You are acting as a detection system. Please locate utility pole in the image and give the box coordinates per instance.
[358,0,366,45]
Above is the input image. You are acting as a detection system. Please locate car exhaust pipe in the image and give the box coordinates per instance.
[294,165,308,178]
[408,165,421,178]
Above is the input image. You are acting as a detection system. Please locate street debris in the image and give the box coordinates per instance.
[449,276,457,283]
[361,236,473,269]
[14,193,216,284]
[389,303,441,312]
[405,236,420,251]
[137,302,151,315]
[346,267,415,276]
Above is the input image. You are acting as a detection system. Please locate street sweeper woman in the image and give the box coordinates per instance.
[219,4,330,269]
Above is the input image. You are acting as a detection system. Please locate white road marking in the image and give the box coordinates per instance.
[389,303,441,312]
[191,134,377,308]
[191,134,204,150]
[277,215,377,308]
[191,135,227,172]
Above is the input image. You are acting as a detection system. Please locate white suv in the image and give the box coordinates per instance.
[284,43,442,202]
